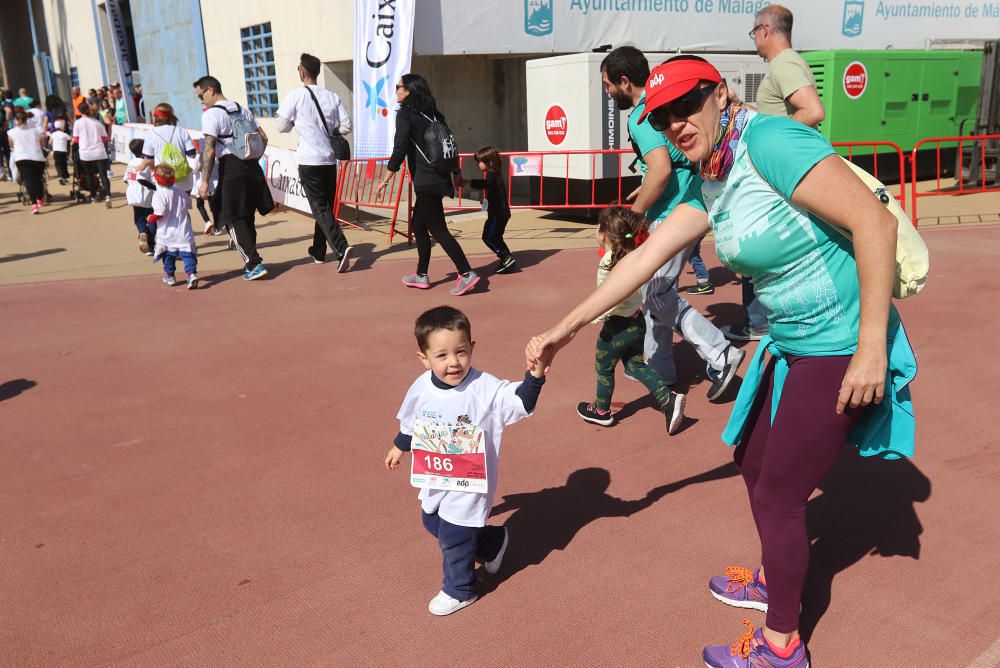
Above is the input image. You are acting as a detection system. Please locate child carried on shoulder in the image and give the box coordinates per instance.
[577,206,686,435]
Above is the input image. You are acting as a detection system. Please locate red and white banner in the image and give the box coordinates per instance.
[353,0,416,159]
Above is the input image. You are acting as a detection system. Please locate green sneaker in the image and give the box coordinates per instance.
[686,282,715,295]
[495,256,517,274]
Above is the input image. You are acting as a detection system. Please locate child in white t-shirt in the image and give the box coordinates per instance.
[148,163,209,290]
[124,139,156,255]
[385,306,547,616]
[49,126,71,184]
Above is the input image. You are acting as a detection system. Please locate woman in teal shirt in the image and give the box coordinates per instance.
[526,56,914,667]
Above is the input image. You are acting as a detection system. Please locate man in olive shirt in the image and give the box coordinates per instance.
[751,5,825,128]
[721,5,827,344]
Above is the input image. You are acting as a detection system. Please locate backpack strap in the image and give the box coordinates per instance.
[211,103,239,139]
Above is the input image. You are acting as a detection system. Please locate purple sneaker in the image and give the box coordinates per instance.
[709,566,769,612]
[702,620,809,668]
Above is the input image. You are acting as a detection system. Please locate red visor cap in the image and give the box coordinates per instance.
[638,59,723,124]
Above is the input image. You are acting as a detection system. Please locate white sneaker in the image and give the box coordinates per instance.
[337,246,353,273]
[187,274,199,290]
[428,590,477,616]
[484,528,509,574]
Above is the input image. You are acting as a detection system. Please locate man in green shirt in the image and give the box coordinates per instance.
[13,88,34,111]
[751,5,825,127]
[599,47,744,401]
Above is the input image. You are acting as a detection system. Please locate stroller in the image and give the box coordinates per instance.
[14,154,52,206]
[69,144,108,204]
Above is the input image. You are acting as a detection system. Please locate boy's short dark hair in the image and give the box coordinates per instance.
[192,75,222,95]
[415,306,472,351]
[128,138,145,158]
[300,53,321,79]
[600,46,650,87]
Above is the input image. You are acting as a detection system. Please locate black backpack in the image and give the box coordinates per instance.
[413,110,458,175]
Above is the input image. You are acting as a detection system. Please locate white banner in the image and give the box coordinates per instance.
[110,124,312,214]
[416,0,1000,54]
[104,0,138,122]
[353,0,416,159]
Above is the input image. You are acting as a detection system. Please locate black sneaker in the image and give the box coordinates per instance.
[721,323,769,342]
[662,392,687,435]
[707,345,746,402]
[577,401,615,426]
[686,282,715,295]
[495,256,517,274]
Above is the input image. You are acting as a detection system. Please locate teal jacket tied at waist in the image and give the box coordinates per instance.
[721,315,917,460]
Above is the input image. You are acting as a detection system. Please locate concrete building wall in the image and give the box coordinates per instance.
[197,1,530,153]
[131,0,208,128]
[61,1,108,91]
[200,0,353,148]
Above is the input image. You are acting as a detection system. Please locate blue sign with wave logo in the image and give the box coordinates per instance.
[525,0,553,36]
[842,0,864,37]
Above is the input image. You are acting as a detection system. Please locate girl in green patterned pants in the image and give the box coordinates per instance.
[577,207,686,435]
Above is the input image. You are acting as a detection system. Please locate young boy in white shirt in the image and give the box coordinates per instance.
[49,124,71,184]
[148,163,210,289]
[124,139,156,255]
[386,306,547,616]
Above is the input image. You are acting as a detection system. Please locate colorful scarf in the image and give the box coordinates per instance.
[701,103,750,182]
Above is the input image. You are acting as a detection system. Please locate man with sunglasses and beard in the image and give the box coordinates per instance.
[599,46,744,402]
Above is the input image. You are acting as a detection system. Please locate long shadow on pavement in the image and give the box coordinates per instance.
[479,463,739,595]
[801,446,931,641]
[0,378,37,402]
[197,256,316,288]
[0,248,66,264]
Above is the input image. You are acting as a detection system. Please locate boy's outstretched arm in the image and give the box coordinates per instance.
[385,431,412,471]
[385,446,404,471]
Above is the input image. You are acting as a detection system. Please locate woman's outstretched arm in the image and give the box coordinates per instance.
[526,203,710,370]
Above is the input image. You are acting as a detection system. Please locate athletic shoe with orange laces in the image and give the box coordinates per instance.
[709,566,769,612]
[702,619,809,668]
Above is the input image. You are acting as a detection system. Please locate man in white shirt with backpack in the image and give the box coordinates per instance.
[193,75,274,281]
[276,53,354,272]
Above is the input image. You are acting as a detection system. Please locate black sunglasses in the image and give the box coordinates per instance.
[395,84,406,90]
[647,84,718,131]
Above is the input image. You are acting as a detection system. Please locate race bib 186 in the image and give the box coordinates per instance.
[409,419,488,493]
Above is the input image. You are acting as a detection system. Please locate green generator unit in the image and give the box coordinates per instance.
[801,50,982,180]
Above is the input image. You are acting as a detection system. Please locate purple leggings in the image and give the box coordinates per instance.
[734,353,863,633]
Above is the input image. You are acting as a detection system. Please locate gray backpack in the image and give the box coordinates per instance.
[213,102,265,161]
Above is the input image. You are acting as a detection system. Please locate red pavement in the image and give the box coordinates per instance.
[2,225,1000,666]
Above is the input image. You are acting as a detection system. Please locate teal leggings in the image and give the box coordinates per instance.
[595,314,672,411]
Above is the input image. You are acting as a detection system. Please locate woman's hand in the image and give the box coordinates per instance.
[525,325,574,374]
[837,345,887,414]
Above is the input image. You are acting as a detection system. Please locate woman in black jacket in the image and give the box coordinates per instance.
[378,74,479,296]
